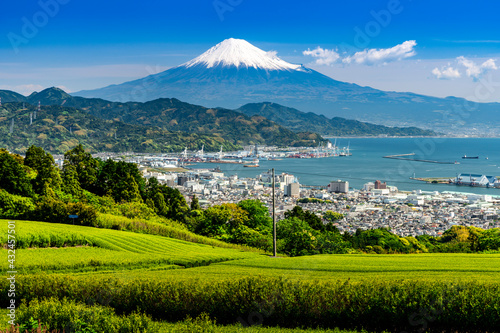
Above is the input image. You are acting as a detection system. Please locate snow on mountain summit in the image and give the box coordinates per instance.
[181,38,304,71]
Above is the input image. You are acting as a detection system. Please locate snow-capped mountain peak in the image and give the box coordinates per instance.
[181,38,303,71]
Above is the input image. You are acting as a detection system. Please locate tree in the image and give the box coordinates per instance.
[196,205,232,238]
[152,191,169,216]
[285,206,324,231]
[238,199,272,230]
[62,164,83,197]
[95,159,145,203]
[277,217,318,256]
[190,194,201,211]
[63,144,99,191]
[284,206,305,220]
[0,189,35,219]
[324,210,344,222]
[0,149,34,197]
[467,226,484,251]
[144,178,189,222]
[161,186,189,222]
[114,173,142,203]
[195,203,249,239]
[316,230,352,254]
[24,145,62,195]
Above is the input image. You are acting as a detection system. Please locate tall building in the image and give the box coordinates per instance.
[328,180,349,193]
[285,182,300,198]
[374,180,387,189]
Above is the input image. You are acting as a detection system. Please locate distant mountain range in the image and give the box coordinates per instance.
[72,38,500,134]
[0,88,330,153]
[237,102,437,137]
[1,87,438,143]
[0,102,246,154]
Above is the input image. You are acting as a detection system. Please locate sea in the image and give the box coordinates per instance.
[191,138,500,195]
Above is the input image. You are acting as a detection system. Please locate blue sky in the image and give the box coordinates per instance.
[1,0,500,102]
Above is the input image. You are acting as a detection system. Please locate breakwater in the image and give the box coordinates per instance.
[383,153,458,165]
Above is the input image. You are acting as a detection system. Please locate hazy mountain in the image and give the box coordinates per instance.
[0,90,28,103]
[238,102,437,137]
[73,38,500,134]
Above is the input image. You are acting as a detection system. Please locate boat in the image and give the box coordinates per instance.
[339,142,352,156]
[462,155,479,159]
[243,164,259,168]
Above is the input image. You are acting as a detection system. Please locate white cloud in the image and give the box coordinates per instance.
[457,56,498,79]
[0,84,44,96]
[302,47,340,66]
[56,85,72,93]
[266,50,278,58]
[431,65,461,80]
[343,40,417,65]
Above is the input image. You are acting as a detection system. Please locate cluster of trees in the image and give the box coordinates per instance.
[274,208,500,256]
[0,145,189,227]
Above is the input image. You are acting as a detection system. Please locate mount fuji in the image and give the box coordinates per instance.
[75,38,500,133]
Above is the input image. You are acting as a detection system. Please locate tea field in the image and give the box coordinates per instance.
[95,252,500,284]
[0,220,260,273]
[2,219,500,332]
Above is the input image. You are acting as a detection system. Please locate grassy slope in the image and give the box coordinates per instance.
[0,220,260,273]
[4,220,499,282]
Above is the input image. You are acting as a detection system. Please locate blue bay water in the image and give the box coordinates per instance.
[192,138,500,195]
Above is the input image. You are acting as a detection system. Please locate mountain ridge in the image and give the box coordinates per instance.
[0,102,242,154]
[2,87,438,138]
[237,102,438,137]
[0,88,326,149]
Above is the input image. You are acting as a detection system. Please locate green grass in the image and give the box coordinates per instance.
[0,220,260,273]
[3,219,499,283]
[1,217,264,252]
[85,253,500,284]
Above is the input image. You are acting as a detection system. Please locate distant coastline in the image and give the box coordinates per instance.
[323,135,496,139]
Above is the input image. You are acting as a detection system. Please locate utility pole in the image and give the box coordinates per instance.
[272,168,277,257]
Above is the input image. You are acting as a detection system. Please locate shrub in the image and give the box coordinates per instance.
[31,197,68,223]
[30,197,97,226]
[0,190,35,219]
[67,201,98,226]
[4,276,500,332]
[16,298,158,333]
